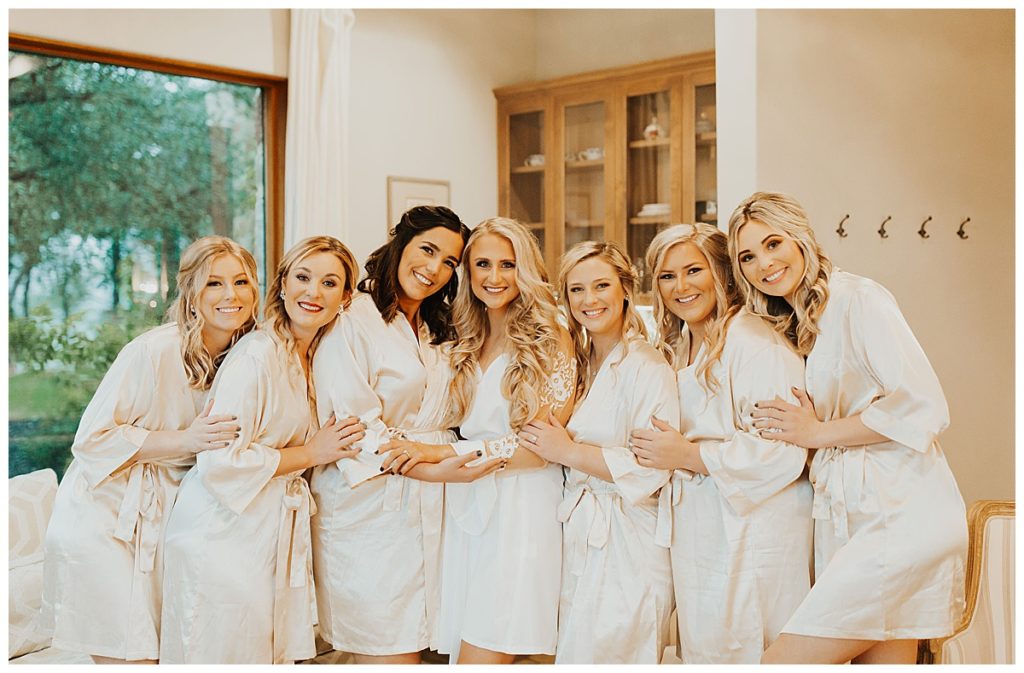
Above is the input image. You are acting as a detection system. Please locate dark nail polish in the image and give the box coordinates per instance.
[379,466,385,472]
[476,450,483,457]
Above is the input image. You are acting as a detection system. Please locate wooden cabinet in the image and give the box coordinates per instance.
[496,52,716,295]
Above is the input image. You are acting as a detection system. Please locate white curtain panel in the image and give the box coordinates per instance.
[284,9,356,249]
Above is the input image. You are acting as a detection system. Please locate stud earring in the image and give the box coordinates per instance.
[279,290,285,300]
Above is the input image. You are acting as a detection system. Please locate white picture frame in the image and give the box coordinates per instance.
[386,176,451,230]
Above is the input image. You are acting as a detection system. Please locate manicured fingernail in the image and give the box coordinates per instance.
[476,450,483,457]
[379,466,385,472]
[754,402,759,408]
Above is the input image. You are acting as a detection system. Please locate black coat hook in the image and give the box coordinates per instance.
[836,214,849,238]
[878,215,891,239]
[918,216,932,239]
[957,217,971,239]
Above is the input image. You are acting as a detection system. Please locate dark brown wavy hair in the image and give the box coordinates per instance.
[356,205,470,345]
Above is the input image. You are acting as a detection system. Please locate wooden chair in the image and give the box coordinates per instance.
[923,500,1014,664]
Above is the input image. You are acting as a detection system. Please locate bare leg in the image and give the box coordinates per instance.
[457,641,515,665]
[852,639,918,665]
[91,656,157,665]
[353,652,422,665]
[762,633,878,664]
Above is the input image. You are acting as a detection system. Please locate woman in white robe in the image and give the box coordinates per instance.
[519,241,677,664]
[630,224,813,664]
[159,236,366,664]
[311,206,498,663]
[730,192,968,664]
[42,236,259,664]
[431,218,575,664]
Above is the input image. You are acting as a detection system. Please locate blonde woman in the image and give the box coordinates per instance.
[42,236,258,664]
[729,192,967,664]
[518,241,677,664]
[434,218,575,664]
[310,206,500,664]
[160,236,366,664]
[630,224,812,664]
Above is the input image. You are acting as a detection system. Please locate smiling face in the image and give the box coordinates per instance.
[396,227,464,305]
[566,256,626,339]
[469,233,521,311]
[735,219,807,305]
[282,251,351,343]
[196,253,257,344]
[656,242,717,329]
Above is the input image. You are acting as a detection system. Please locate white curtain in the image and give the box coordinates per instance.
[284,9,356,249]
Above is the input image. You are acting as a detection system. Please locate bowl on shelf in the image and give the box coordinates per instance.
[578,147,604,161]
[637,202,670,217]
[524,154,545,166]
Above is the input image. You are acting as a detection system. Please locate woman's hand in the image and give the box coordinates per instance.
[518,412,576,465]
[378,439,454,475]
[306,413,365,467]
[751,387,824,448]
[406,451,506,483]
[629,417,695,470]
[181,399,241,454]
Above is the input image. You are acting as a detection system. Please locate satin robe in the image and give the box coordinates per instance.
[437,350,573,660]
[42,324,202,660]
[782,270,967,640]
[160,330,317,664]
[310,293,453,655]
[671,310,813,664]
[555,339,678,664]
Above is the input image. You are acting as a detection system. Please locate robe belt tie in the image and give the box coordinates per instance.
[811,447,877,541]
[273,474,317,664]
[654,469,692,548]
[557,481,616,578]
[112,462,161,573]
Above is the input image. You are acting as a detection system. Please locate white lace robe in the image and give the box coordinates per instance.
[782,271,967,640]
[437,349,574,660]
[555,339,678,664]
[671,311,813,664]
[310,293,454,654]
[42,324,203,660]
[160,330,317,664]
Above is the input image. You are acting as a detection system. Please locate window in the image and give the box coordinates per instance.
[8,36,285,478]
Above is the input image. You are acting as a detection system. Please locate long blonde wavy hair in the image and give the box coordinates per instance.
[727,191,833,356]
[263,236,359,363]
[167,236,259,390]
[445,218,565,432]
[646,224,741,391]
[558,241,649,399]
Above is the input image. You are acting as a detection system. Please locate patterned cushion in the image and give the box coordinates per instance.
[8,469,57,659]
[940,507,1015,664]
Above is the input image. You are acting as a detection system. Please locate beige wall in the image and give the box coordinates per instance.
[533,9,714,81]
[9,9,289,77]
[345,9,536,264]
[721,9,1014,507]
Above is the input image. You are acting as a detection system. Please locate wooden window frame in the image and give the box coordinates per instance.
[9,33,288,276]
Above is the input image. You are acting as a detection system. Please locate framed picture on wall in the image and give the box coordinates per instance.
[387,176,451,229]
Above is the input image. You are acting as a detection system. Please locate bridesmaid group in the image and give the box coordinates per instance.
[41,192,968,665]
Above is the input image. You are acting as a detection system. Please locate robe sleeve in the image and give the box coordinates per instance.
[698,340,808,516]
[196,351,281,515]
[850,284,949,453]
[71,339,157,488]
[312,316,388,487]
[602,356,676,504]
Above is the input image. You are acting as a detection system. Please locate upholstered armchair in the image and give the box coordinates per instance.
[926,500,1015,664]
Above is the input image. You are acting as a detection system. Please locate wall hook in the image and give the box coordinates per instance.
[957,217,971,240]
[877,215,891,239]
[836,214,849,238]
[917,216,932,239]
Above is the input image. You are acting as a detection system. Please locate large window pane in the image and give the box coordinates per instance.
[8,50,267,478]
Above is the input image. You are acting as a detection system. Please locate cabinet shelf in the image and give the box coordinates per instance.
[565,158,604,171]
[628,138,671,149]
[511,165,545,174]
[696,132,717,146]
[523,221,545,230]
[629,215,672,225]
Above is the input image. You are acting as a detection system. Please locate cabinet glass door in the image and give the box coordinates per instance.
[626,89,672,295]
[508,111,546,250]
[563,101,606,252]
[694,83,717,227]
